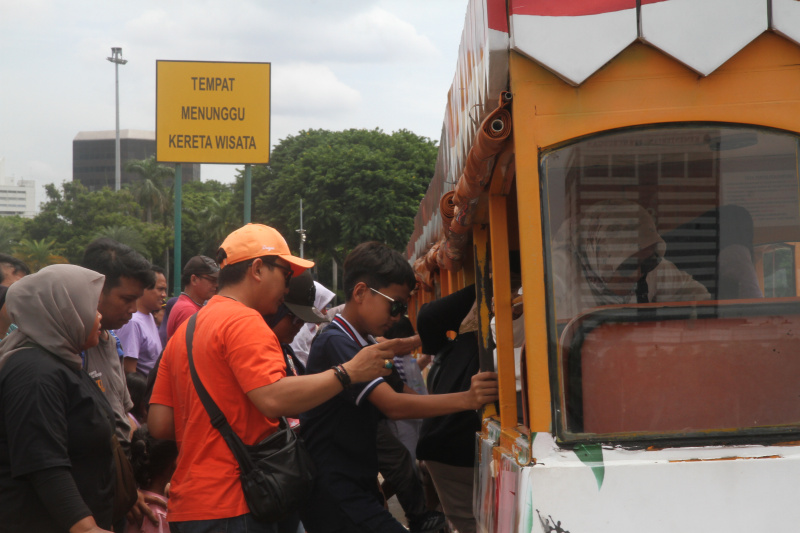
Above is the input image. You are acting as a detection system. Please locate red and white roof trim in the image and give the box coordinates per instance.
[409,0,798,261]
[509,0,784,86]
[640,0,767,76]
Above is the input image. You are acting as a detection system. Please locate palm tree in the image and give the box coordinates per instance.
[188,196,240,256]
[14,238,68,272]
[92,225,150,259]
[124,156,174,223]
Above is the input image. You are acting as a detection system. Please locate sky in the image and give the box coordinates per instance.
[0,0,469,209]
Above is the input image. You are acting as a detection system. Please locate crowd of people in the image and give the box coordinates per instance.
[0,198,741,533]
[0,223,499,533]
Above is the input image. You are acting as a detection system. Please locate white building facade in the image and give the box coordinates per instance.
[0,158,36,218]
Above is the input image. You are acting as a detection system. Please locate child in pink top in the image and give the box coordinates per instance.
[126,425,177,533]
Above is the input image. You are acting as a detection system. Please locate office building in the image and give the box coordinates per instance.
[0,158,36,218]
[73,130,200,191]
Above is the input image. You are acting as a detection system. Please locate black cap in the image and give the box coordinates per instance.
[284,271,327,324]
[183,255,219,277]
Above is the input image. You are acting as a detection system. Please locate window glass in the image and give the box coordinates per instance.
[763,244,797,297]
[542,124,800,441]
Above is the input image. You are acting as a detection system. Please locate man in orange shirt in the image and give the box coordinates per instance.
[148,224,399,533]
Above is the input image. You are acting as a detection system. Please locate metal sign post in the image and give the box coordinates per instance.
[244,164,252,223]
[156,60,271,283]
[173,165,182,296]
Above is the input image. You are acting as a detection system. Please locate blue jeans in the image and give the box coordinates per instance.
[169,514,278,533]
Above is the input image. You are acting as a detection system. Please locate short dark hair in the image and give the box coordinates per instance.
[0,253,31,282]
[146,265,166,290]
[81,238,155,292]
[126,371,148,421]
[179,271,193,291]
[343,242,416,301]
[215,249,284,290]
[216,249,245,288]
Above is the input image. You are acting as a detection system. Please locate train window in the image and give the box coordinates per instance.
[762,244,797,297]
[540,124,800,442]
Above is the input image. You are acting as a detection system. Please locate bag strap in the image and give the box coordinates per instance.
[185,313,256,473]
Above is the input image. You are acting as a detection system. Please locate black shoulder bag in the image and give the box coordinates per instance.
[185,313,316,522]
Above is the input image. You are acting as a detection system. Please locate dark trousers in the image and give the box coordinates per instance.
[376,420,426,519]
[169,514,279,533]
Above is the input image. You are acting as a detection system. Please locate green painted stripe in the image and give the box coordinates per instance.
[574,443,605,490]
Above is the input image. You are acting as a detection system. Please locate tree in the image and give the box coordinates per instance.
[189,197,239,257]
[181,180,237,258]
[246,129,437,271]
[14,238,68,272]
[0,216,27,254]
[24,182,167,264]
[124,156,174,223]
[93,225,149,258]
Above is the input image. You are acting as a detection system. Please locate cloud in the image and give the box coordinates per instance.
[123,8,176,38]
[26,160,63,183]
[272,63,361,118]
[275,6,439,64]
[113,2,437,66]
[0,0,50,25]
[0,0,469,199]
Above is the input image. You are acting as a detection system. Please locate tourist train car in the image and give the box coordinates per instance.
[406,1,800,531]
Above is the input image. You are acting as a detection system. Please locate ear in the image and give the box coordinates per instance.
[250,258,265,282]
[352,281,369,303]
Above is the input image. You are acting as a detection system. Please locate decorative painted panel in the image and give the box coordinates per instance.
[515,432,800,532]
[509,0,638,86]
[640,0,768,75]
[771,0,800,46]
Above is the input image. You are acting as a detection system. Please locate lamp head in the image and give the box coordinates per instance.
[107,47,128,65]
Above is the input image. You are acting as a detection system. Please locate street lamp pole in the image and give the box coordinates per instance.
[296,198,306,259]
[107,47,127,191]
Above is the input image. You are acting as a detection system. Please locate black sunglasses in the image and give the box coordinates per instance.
[264,260,293,285]
[369,287,408,317]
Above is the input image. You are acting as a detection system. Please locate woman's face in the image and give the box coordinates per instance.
[81,311,103,350]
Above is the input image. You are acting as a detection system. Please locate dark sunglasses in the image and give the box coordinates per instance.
[369,287,408,317]
[199,275,219,285]
[615,253,662,278]
[264,260,293,285]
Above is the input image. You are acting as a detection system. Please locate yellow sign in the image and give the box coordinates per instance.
[156,60,270,164]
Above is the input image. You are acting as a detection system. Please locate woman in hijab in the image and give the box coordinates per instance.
[0,264,114,533]
[289,279,335,367]
[551,200,710,322]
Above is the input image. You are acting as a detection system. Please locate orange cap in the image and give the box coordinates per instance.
[218,223,314,274]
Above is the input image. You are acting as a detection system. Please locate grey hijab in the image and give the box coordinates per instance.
[0,264,105,372]
[559,200,667,306]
